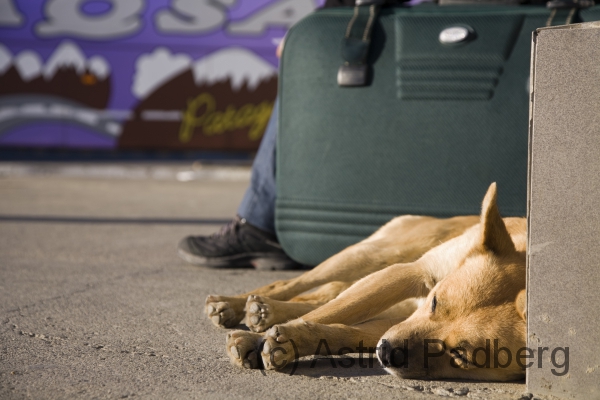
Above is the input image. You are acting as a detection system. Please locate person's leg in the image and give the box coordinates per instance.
[236,100,278,233]
[178,99,299,270]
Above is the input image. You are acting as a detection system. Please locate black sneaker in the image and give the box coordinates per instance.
[177,216,302,270]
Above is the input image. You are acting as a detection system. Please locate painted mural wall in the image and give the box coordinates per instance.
[0,0,322,151]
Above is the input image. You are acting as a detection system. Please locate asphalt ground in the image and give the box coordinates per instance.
[0,163,542,399]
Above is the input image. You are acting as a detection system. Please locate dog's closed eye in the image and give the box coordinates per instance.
[431,295,437,313]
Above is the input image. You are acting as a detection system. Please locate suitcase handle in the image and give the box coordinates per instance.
[337,1,384,86]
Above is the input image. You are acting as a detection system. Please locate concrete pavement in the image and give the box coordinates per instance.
[0,163,539,399]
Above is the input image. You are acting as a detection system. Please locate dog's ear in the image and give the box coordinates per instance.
[515,289,527,321]
[479,183,516,255]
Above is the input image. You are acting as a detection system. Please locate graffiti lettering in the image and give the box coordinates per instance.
[227,0,314,35]
[35,0,144,39]
[31,0,316,39]
[0,0,24,27]
[155,0,227,34]
[179,93,273,143]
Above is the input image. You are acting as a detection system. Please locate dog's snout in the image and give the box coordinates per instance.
[378,338,407,369]
[377,339,392,367]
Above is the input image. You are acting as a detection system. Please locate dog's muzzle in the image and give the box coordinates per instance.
[377,338,405,368]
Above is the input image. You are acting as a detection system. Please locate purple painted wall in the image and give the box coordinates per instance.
[0,0,325,150]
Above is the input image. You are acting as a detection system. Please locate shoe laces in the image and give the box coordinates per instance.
[211,216,245,239]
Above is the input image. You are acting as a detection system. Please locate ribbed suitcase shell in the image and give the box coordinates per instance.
[276,4,600,266]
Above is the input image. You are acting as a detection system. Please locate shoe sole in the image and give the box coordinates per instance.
[177,248,303,270]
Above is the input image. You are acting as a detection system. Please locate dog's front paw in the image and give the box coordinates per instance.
[226,330,264,369]
[245,295,275,332]
[261,324,297,370]
[205,295,244,328]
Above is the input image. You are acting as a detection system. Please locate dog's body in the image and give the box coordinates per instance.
[206,184,527,381]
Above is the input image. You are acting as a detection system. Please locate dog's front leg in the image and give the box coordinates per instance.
[301,263,434,327]
[226,318,405,370]
[260,318,406,370]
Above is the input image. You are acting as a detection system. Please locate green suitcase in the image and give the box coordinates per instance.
[275,1,600,266]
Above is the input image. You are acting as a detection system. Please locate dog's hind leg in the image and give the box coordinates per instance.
[244,296,319,333]
[207,215,478,328]
[233,215,478,302]
[299,218,484,327]
[301,263,435,327]
[205,275,321,329]
[205,296,248,328]
[288,281,354,304]
[244,281,354,332]
[204,277,321,329]
[206,238,400,329]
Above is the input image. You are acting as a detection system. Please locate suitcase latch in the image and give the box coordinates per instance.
[337,64,369,87]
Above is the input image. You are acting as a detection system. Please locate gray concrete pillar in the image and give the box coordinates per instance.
[527,21,600,399]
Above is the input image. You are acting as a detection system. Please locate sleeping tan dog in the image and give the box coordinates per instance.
[205,183,527,381]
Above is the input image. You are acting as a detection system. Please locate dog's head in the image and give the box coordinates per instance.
[377,183,527,381]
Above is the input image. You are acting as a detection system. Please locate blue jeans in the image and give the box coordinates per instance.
[237,100,278,234]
